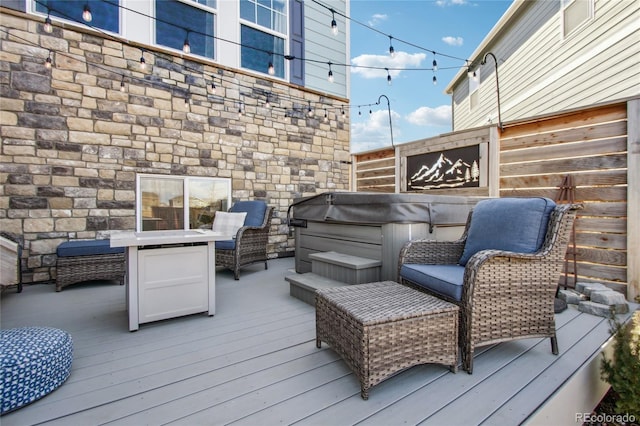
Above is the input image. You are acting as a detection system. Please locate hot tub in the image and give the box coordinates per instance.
[289,192,482,281]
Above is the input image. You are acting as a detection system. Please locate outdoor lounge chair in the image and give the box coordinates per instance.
[215,200,273,280]
[398,197,581,373]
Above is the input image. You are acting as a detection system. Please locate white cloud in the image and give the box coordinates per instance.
[368,13,388,27]
[350,109,401,153]
[436,0,468,6]
[442,36,464,46]
[406,105,451,127]
[351,52,427,79]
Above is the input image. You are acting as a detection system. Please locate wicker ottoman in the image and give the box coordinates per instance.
[315,281,459,400]
[1,327,73,414]
[56,240,125,292]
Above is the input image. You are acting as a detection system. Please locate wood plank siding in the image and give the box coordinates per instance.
[499,103,629,291]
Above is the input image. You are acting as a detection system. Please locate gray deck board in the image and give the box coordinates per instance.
[1,258,635,426]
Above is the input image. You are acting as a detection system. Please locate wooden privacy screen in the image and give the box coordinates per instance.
[353,148,396,192]
[499,103,628,291]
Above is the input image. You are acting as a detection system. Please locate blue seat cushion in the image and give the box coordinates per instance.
[230,200,267,227]
[400,264,465,301]
[459,197,556,266]
[215,239,236,250]
[57,239,124,257]
[1,327,73,414]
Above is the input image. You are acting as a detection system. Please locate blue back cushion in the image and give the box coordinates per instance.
[230,201,268,227]
[459,197,556,266]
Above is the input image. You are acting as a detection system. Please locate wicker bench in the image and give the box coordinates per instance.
[315,281,459,400]
[55,240,125,292]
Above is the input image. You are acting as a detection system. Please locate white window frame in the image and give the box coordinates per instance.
[136,174,231,232]
[153,0,218,61]
[238,0,288,79]
[561,0,594,39]
[30,0,122,36]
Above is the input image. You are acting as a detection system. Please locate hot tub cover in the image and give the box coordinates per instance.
[290,192,482,225]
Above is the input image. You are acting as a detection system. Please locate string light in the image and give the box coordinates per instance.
[330,9,338,35]
[432,53,438,71]
[238,102,243,117]
[265,93,271,108]
[324,109,329,123]
[432,74,437,85]
[307,101,313,117]
[43,10,53,33]
[82,3,92,22]
[183,33,191,54]
[327,62,334,83]
[267,61,275,75]
[120,76,125,92]
[210,76,216,94]
[45,52,52,69]
[386,68,392,86]
[139,49,146,69]
[388,36,395,58]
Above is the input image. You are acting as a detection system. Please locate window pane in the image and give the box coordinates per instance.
[257,4,271,28]
[241,25,284,77]
[156,0,215,59]
[194,0,217,8]
[140,177,184,231]
[240,0,255,21]
[564,0,590,36]
[138,175,230,231]
[35,0,120,33]
[272,0,285,14]
[188,179,230,229]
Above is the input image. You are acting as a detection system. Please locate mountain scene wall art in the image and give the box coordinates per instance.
[407,145,480,190]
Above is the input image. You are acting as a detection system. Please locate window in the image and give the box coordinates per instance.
[137,174,231,232]
[469,72,480,111]
[562,0,593,37]
[240,0,287,78]
[35,0,120,33]
[156,0,216,59]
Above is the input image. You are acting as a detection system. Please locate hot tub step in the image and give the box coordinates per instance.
[309,251,381,284]
[286,272,349,306]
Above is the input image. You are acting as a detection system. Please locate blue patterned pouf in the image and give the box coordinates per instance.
[1,327,73,415]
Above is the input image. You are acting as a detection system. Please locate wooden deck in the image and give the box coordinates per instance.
[1,257,635,426]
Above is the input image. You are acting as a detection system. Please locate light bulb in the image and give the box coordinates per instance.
[45,56,52,69]
[210,81,216,94]
[120,79,126,92]
[389,37,395,58]
[268,62,275,75]
[330,10,338,36]
[432,75,437,85]
[328,69,334,83]
[433,59,438,71]
[139,56,146,69]
[82,4,92,22]
[44,16,53,33]
[183,38,191,54]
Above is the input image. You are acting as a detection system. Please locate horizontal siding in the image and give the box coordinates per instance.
[303,1,347,98]
[452,0,640,131]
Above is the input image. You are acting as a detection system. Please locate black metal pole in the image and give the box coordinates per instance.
[377,94,394,148]
[481,52,502,131]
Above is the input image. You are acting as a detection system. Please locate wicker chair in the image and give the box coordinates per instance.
[215,201,273,280]
[398,198,581,373]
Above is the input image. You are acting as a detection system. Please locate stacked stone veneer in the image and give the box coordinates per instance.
[559,283,629,317]
[0,11,350,283]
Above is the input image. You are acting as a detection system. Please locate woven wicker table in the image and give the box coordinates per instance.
[315,281,459,400]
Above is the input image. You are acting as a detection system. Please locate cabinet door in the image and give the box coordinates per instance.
[138,245,208,324]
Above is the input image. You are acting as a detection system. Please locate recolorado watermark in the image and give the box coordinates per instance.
[576,412,636,424]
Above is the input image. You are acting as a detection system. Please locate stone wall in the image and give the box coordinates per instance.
[0,10,351,283]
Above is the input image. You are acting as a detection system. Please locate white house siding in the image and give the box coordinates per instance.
[303,0,348,99]
[451,0,640,131]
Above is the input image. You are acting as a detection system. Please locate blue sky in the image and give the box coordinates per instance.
[348,0,512,153]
